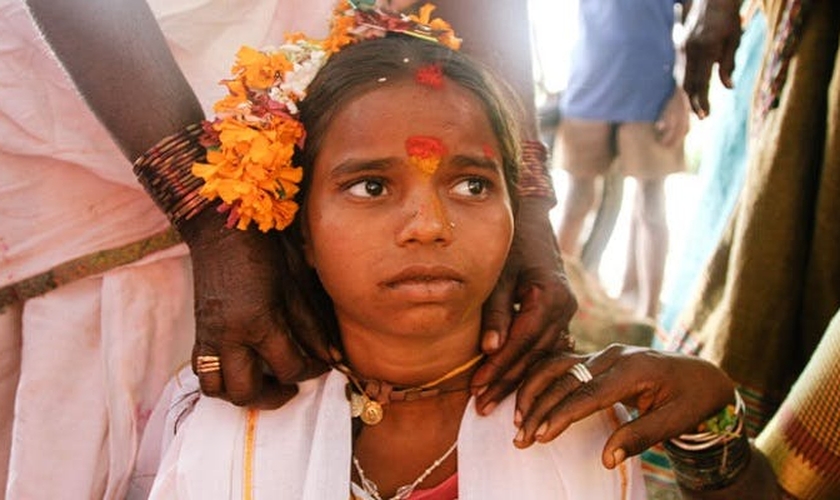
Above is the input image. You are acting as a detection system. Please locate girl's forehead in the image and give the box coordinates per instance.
[313,82,499,165]
[330,81,494,136]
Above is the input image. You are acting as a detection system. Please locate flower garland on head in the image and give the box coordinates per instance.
[192,0,461,232]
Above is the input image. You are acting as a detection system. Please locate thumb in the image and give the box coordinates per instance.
[481,271,516,353]
[601,411,682,469]
[257,314,329,385]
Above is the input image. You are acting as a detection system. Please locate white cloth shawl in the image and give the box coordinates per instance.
[148,370,646,499]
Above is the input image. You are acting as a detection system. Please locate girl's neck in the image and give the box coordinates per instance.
[339,322,481,497]
[336,322,481,387]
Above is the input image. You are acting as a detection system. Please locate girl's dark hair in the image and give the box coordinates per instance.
[296,35,522,205]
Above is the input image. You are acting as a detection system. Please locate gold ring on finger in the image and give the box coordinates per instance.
[196,355,222,374]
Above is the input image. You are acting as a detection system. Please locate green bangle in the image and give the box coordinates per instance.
[664,389,751,491]
[670,389,745,451]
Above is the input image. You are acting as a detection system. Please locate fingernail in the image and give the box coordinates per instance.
[514,409,523,427]
[612,448,626,466]
[514,428,525,443]
[481,401,497,416]
[535,422,548,440]
[474,385,487,397]
[484,331,500,351]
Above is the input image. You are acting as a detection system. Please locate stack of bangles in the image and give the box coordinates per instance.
[131,127,557,228]
[663,389,751,491]
[519,140,557,205]
[132,123,214,229]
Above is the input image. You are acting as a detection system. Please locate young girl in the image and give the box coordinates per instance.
[145,23,646,499]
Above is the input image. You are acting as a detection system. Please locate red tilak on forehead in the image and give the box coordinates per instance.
[482,144,497,160]
[415,63,444,88]
[406,136,447,175]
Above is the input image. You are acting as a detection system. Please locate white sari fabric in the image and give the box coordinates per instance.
[144,370,646,499]
[0,0,331,497]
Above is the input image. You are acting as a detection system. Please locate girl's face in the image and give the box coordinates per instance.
[303,79,514,343]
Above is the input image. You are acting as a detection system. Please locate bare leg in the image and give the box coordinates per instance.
[581,163,624,273]
[553,120,613,257]
[557,175,598,256]
[626,177,668,319]
[619,206,640,309]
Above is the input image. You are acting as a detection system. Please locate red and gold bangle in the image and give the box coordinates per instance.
[518,140,557,205]
[132,123,214,228]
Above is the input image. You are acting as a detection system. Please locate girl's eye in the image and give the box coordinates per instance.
[347,179,387,198]
[452,177,490,197]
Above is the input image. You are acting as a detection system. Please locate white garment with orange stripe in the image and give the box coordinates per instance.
[145,369,646,499]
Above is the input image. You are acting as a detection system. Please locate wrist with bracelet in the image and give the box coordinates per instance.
[132,123,215,229]
[664,389,751,491]
[518,140,557,206]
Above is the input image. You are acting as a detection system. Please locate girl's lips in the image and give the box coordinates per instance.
[382,265,465,300]
[382,265,465,288]
[383,278,464,302]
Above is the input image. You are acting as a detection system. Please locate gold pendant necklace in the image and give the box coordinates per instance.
[349,390,385,425]
[339,353,484,426]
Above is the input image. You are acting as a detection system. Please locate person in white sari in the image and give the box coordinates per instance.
[0,1,335,497]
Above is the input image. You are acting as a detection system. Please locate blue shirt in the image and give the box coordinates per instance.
[562,0,680,122]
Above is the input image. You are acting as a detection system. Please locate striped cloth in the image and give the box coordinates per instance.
[756,310,840,499]
[0,228,182,311]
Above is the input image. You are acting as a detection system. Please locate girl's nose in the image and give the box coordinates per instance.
[396,190,454,246]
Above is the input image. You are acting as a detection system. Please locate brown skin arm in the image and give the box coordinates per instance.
[681,0,742,118]
[681,446,781,500]
[24,0,204,159]
[515,345,780,498]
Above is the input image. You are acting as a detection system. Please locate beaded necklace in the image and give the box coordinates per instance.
[352,440,458,500]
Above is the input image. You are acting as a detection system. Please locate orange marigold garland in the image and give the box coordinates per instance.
[192,1,461,231]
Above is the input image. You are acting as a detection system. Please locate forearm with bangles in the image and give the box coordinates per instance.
[132,123,214,230]
[519,140,557,205]
[666,389,781,499]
